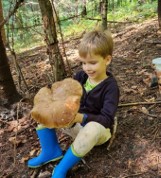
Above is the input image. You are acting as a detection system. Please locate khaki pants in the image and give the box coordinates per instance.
[63,122,111,157]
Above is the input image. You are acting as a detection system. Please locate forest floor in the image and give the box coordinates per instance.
[1,18,161,178]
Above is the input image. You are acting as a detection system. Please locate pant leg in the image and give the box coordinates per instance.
[72,121,111,157]
[61,123,83,140]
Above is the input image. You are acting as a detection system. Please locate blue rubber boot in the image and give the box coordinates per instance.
[52,146,81,178]
[27,128,63,168]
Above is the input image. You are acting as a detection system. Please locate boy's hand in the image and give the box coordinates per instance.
[74,113,84,123]
[67,113,84,128]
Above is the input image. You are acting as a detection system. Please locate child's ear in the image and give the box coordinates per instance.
[105,55,112,66]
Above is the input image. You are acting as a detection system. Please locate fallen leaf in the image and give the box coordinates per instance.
[140,107,149,114]
[144,97,155,102]
[20,156,29,163]
[0,129,4,135]
[131,85,137,89]
[9,136,22,146]
[29,149,37,156]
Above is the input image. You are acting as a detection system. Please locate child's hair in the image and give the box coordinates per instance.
[78,30,113,58]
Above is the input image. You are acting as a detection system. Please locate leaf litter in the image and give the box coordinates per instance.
[1,18,161,178]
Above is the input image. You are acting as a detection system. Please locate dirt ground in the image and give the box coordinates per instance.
[1,18,161,178]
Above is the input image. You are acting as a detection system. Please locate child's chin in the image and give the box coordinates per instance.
[88,74,95,78]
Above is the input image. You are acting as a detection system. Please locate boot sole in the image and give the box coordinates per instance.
[28,155,63,168]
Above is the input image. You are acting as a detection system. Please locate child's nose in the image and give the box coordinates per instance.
[84,64,91,71]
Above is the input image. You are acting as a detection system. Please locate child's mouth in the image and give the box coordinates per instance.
[87,72,95,76]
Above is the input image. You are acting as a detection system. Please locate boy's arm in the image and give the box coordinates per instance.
[84,84,119,128]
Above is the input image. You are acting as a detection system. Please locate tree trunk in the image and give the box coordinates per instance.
[75,0,79,16]
[101,0,108,30]
[0,31,21,105]
[158,0,161,29]
[0,0,6,45]
[38,0,66,81]
[81,0,87,17]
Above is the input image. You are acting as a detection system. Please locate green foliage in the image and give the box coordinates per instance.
[108,0,157,22]
[61,0,157,38]
[2,0,44,52]
[2,0,158,52]
[60,19,96,37]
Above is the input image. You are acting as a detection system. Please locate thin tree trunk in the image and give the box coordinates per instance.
[0,31,21,105]
[81,0,87,17]
[158,0,161,29]
[0,0,6,45]
[101,0,108,30]
[38,0,66,81]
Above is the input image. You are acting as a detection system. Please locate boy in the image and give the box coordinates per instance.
[27,30,119,178]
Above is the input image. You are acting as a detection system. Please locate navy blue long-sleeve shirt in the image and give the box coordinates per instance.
[74,70,119,130]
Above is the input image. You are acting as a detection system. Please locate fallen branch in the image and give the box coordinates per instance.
[30,168,41,178]
[107,117,118,151]
[146,40,161,44]
[122,172,146,178]
[139,110,158,118]
[85,17,134,24]
[13,100,21,166]
[119,101,161,107]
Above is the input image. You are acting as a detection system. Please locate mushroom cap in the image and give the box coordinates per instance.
[31,78,83,128]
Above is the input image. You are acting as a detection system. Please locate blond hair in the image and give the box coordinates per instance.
[78,30,113,58]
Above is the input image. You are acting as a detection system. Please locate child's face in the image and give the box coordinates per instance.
[79,54,111,82]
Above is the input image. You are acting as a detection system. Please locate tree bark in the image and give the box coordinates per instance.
[158,0,161,29]
[101,0,108,30]
[0,31,21,105]
[81,0,87,17]
[38,0,66,81]
[0,0,6,45]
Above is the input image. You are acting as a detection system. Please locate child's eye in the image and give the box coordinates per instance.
[90,62,97,64]
[79,62,84,65]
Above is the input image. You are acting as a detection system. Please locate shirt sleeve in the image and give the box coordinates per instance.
[86,83,119,129]
[73,71,82,81]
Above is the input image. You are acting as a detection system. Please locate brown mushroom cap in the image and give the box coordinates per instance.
[31,78,83,128]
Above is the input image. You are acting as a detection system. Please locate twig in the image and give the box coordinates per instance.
[11,49,29,91]
[145,40,161,44]
[157,156,159,175]
[121,172,146,178]
[13,99,23,166]
[119,101,161,107]
[59,14,82,22]
[139,110,158,118]
[152,127,159,142]
[107,117,117,150]
[0,118,10,125]
[81,158,91,170]
[147,104,157,111]
[85,17,134,24]
[30,168,41,178]
[8,19,29,92]
[0,0,24,29]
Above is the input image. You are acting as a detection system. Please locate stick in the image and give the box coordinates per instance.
[122,172,146,178]
[107,117,118,150]
[85,17,134,24]
[81,158,91,170]
[118,101,161,107]
[13,99,24,166]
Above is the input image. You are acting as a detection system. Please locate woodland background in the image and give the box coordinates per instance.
[1,0,161,178]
